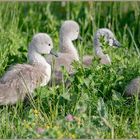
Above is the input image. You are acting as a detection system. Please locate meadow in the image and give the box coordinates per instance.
[0,1,140,138]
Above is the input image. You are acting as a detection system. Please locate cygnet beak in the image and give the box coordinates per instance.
[113,39,121,47]
[50,50,58,57]
[78,34,83,41]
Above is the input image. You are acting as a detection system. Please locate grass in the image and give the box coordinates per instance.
[0,1,140,139]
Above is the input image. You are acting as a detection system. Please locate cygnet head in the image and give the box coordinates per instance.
[30,33,53,54]
[94,28,121,48]
[60,20,80,41]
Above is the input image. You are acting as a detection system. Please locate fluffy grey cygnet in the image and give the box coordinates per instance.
[46,20,81,84]
[0,33,55,105]
[83,28,121,66]
[125,77,140,96]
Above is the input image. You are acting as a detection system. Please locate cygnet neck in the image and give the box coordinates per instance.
[60,37,79,61]
[28,44,49,67]
[94,38,111,61]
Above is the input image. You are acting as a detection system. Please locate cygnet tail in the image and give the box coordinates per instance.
[0,83,18,105]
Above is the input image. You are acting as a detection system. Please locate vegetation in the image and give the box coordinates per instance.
[0,1,140,138]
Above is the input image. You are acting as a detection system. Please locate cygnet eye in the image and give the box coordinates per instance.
[48,43,51,46]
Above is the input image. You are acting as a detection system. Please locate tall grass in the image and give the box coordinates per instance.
[0,1,140,138]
